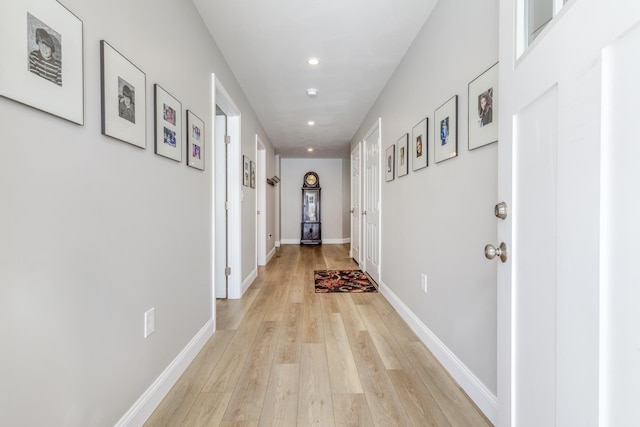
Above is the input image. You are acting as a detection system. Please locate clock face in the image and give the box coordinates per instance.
[305,173,317,186]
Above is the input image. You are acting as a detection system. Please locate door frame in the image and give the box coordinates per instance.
[350,141,362,266]
[362,118,381,284]
[213,75,243,299]
[256,135,266,266]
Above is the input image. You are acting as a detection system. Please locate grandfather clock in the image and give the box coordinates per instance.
[301,171,321,244]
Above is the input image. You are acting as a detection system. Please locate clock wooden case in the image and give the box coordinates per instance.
[301,171,321,244]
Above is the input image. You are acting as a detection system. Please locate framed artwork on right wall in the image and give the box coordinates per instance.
[468,62,499,150]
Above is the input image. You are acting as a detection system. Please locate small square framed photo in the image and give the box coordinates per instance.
[434,95,458,163]
[243,155,250,186]
[250,160,256,188]
[100,40,146,148]
[468,62,498,150]
[385,144,395,182]
[154,84,182,162]
[0,0,84,124]
[186,110,204,170]
[397,133,409,177]
[412,118,428,171]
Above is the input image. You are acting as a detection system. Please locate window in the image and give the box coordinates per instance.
[518,0,569,57]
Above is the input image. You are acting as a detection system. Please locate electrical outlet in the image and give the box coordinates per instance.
[144,308,155,338]
[421,274,428,293]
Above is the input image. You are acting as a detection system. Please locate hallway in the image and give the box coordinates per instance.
[144,244,490,426]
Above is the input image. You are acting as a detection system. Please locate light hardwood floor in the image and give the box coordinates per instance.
[144,244,492,427]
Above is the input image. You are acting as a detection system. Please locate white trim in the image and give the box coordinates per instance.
[266,246,276,264]
[241,267,258,296]
[323,238,350,244]
[379,280,497,424]
[280,239,350,245]
[214,76,242,301]
[275,240,281,247]
[115,320,215,427]
[257,137,267,266]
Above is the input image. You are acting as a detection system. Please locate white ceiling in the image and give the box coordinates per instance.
[193,0,438,158]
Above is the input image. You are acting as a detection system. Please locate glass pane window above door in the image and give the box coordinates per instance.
[518,0,569,57]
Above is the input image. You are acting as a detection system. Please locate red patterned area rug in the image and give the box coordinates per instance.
[314,270,378,293]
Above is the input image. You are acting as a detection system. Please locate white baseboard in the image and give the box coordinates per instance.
[379,281,497,424]
[275,241,281,247]
[323,238,350,244]
[280,238,350,245]
[242,267,258,295]
[115,319,215,427]
[266,247,276,264]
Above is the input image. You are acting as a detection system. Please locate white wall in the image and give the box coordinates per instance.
[281,158,350,244]
[0,0,273,425]
[350,0,499,398]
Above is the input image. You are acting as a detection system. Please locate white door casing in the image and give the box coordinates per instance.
[363,119,381,284]
[350,142,361,266]
[257,135,266,266]
[497,1,640,425]
[214,112,227,300]
[214,76,243,300]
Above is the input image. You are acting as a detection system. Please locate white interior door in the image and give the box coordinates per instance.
[497,1,640,425]
[363,119,381,284]
[350,142,361,266]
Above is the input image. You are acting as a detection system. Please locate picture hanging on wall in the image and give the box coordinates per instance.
[100,40,146,148]
[468,62,498,150]
[243,155,250,186]
[412,118,428,171]
[434,95,458,163]
[154,84,182,162]
[397,133,409,177]
[0,0,84,124]
[250,160,256,188]
[385,144,395,182]
[186,110,204,170]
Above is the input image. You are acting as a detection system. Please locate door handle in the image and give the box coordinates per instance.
[485,242,507,263]
[494,202,508,220]
[362,210,367,215]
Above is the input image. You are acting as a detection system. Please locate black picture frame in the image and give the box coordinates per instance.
[412,118,428,171]
[186,110,205,170]
[385,144,395,182]
[154,84,182,162]
[397,133,409,177]
[250,160,256,188]
[243,155,250,186]
[434,95,458,163]
[0,0,84,124]
[100,40,146,148]
[468,62,499,150]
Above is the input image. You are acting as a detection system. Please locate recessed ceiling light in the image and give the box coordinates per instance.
[308,121,315,126]
[306,88,318,97]
[307,148,314,152]
[307,57,320,66]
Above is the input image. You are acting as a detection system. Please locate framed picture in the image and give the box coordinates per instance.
[385,145,395,182]
[154,84,182,162]
[250,160,256,188]
[0,0,84,124]
[412,118,428,171]
[243,155,250,186]
[434,95,458,163]
[100,40,146,148]
[468,62,498,150]
[397,133,409,177]
[186,110,204,170]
